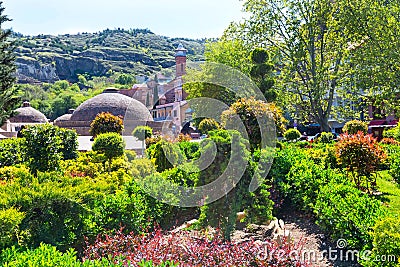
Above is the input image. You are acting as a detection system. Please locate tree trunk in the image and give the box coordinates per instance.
[318,116,331,132]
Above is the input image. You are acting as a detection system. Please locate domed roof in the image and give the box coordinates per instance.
[54,109,74,123]
[70,88,153,122]
[9,102,48,123]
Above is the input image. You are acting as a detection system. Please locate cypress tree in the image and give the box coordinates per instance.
[0,2,18,125]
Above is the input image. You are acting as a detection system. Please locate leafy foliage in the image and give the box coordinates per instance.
[0,138,24,167]
[314,181,388,249]
[336,132,386,190]
[362,217,400,267]
[132,125,153,141]
[283,128,301,142]
[249,48,276,102]
[198,118,220,134]
[0,2,19,125]
[89,112,124,137]
[92,133,125,170]
[0,244,125,266]
[317,132,335,144]
[222,97,286,150]
[343,120,368,135]
[21,124,63,175]
[147,140,186,172]
[84,228,309,267]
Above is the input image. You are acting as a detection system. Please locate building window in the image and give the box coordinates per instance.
[174,110,178,117]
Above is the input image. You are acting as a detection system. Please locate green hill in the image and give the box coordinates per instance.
[11,28,206,83]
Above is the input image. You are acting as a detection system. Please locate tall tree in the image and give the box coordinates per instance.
[225,0,398,131]
[0,2,18,125]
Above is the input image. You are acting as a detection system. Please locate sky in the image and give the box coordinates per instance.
[2,0,246,39]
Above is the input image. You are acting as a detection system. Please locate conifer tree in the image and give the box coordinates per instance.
[0,2,18,125]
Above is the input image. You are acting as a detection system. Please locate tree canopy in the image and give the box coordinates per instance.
[0,2,18,125]
[224,0,400,131]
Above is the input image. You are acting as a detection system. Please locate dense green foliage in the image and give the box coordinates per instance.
[221,97,285,150]
[317,132,335,144]
[147,140,186,172]
[132,125,153,141]
[270,145,388,250]
[92,133,125,170]
[21,124,63,175]
[283,128,301,142]
[197,118,220,134]
[0,2,19,125]
[90,112,124,137]
[362,217,400,267]
[0,138,24,167]
[343,120,369,135]
[249,48,276,102]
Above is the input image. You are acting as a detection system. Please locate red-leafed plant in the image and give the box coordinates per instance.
[336,131,386,191]
[83,228,309,267]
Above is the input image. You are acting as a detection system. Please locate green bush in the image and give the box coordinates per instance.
[283,128,301,141]
[58,128,79,160]
[362,217,400,267]
[343,120,368,135]
[314,181,388,249]
[89,112,124,137]
[21,124,63,175]
[196,130,251,240]
[133,125,153,141]
[198,118,220,134]
[0,208,25,249]
[92,132,125,171]
[389,152,400,183]
[178,141,200,160]
[147,140,186,172]
[0,244,124,266]
[317,132,335,143]
[0,138,24,167]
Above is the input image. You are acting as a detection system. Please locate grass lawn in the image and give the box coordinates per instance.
[376,171,400,216]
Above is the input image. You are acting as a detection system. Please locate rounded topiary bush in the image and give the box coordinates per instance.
[198,118,220,134]
[317,132,335,144]
[283,128,301,142]
[342,120,368,135]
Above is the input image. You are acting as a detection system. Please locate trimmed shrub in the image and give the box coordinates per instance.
[89,112,124,137]
[336,132,386,190]
[343,120,368,135]
[221,97,286,150]
[178,141,200,160]
[314,181,388,249]
[92,132,125,171]
[0,138,24,167]
[198,118,220,134]
[362,217,400,267]
[58,128,79,160]
[380,138,400,146]
[283,128,301,142]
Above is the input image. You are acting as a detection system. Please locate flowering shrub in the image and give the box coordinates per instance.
[83,228,309,267]
[336,131,386,190]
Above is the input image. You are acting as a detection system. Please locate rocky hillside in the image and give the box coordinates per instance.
[12,29,206,83]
